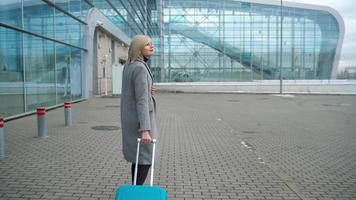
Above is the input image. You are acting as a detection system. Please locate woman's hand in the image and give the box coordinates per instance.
[151,85,157,96]
[141,130,152,144]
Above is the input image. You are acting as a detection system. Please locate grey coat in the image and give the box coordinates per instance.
[120,59,158,165]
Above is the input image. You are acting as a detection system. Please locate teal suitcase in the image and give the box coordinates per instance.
[115,138,167,200]
[115,185,166,200]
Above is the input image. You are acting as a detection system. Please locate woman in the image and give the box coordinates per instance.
[120,35,158,185]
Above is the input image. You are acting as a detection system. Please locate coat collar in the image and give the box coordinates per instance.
[136,59,154,81]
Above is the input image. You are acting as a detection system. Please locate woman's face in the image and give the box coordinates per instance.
[141,41,154,57]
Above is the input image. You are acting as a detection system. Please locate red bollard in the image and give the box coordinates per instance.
[64,102,71,109]
[64,102,72,126]
[37,107,47,138]
[0,117,3,127]
[0,116,5,160]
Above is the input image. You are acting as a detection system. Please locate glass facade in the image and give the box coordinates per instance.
[162,0,342,82]
[0,0,90,117]
[0,0,158,118]
[0,0,344,117]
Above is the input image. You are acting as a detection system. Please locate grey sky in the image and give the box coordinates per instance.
[285,0,356,69]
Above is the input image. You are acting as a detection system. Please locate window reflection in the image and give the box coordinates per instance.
[0,27,24,117]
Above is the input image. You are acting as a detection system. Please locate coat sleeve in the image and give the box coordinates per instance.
[132,65,151,133]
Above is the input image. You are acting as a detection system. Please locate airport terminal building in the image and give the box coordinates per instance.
[0,0,344,118]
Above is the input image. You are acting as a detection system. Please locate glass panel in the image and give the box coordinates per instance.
[24,34,56,111]
[23,0,55,38]
[67,18,82,47]
[70,48,82,99]
[55,43,71,103]
[55,9,69,42]
[56,45,82,103]
[0,0,22,28]
[70,0,81,17]
[55,0,69,11]
[55,9,82,47]
[0,27,24,117]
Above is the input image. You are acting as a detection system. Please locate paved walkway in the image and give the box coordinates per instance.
[1,93,356,200]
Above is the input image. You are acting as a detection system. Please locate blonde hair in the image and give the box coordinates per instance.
[127,35,152,64]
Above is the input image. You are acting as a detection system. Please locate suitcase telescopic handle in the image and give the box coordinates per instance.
[134,138,157,186]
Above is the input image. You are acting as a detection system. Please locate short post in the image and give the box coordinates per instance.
[37,107,48,138]
[64,102,72,127]
[0,116,5,160]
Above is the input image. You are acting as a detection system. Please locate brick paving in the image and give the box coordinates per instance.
[0,93,355,200]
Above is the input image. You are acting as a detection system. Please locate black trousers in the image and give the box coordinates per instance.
[131,163,151,185]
